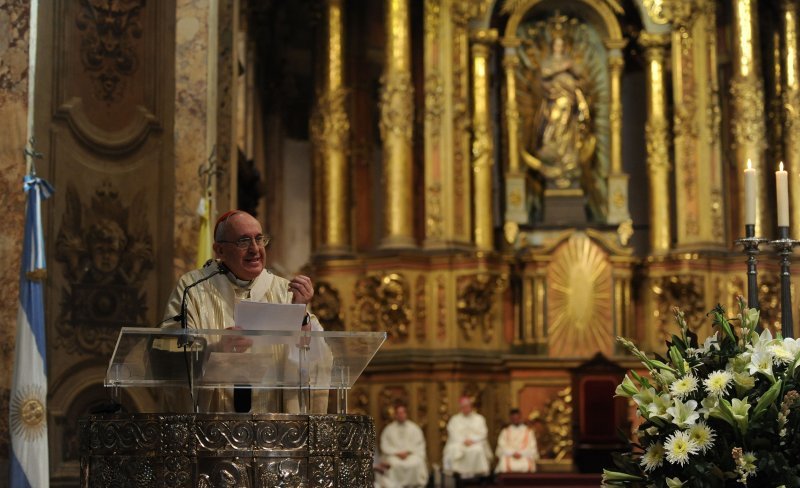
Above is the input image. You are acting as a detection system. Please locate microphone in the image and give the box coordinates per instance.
[174,260,229,346]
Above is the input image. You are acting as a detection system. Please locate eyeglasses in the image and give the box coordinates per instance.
[217,235,271,249]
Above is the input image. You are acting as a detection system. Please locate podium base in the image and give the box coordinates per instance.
[80,412,375,487]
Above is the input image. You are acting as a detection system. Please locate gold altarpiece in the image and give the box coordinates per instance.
[307,0,800,472]
[5,0,800,483]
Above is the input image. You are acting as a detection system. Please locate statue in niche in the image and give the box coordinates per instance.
[516,12,609,223]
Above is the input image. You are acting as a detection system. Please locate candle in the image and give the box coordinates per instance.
[777,161,789,228]
[744,159,756,226]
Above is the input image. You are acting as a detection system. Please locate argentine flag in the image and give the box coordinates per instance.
[10,174,53,487]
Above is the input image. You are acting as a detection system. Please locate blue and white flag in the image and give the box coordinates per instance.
[10,174,53,488]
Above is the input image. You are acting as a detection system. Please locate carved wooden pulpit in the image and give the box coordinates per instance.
[80,327,386,487]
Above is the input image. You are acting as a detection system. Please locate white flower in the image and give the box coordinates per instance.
[647,392,673,420]
[664,430,699,466]
[666,398,700,428]
[666,477,685,488]
[697,333,720,354]
[770,339,798,365]
[639,443,664,472]
[704,370,733,397]
[669,375,698,399]
[687,421,716,453]
[748,350,774,378]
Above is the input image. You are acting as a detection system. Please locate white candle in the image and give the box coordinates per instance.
[744,159,756,226]
[777,162,790,228]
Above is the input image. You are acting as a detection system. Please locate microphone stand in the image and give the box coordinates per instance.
[172,262,228,412]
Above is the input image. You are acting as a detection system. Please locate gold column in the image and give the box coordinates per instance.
[379,0,415,249]
[606,51,630,224]
[731,0,767,235]
[640,32,672,254]
[503,42,528,226]
[314,0,351,255]
[784,0,800,240]
[471,29,497,251]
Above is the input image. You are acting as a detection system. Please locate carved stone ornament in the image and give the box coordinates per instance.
[76,0,146,102]
[55,181,154,355]
[81,413,375,487]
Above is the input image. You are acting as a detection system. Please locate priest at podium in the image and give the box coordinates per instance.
[162,209,328,413]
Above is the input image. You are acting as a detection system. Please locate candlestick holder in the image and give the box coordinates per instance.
[736,224,767,311]
[770,226,798,338]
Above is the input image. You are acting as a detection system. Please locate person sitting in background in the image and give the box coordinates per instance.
[379,403,429,488]
[442,396,493,483]
[495,408,539,474]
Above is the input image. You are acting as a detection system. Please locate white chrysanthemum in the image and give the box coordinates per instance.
[704,370,733,397]
[639,443,664,472]
[669,375,698,399]
[770,341,796,365]
[664,430,699,466]
[687,421,716,453]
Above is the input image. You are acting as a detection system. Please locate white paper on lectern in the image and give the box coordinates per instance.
[234,301,307,331]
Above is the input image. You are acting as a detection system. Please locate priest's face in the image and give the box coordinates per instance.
[459,397,473,415]
[395,405,408,423]
[213,212,267,281]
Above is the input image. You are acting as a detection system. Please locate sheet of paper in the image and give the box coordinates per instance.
[234,301,307,331]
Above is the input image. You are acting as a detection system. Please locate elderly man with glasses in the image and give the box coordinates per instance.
[162,210,328,413]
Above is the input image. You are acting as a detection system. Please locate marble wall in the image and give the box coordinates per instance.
[173,0,213,280]
[0,0,31,476]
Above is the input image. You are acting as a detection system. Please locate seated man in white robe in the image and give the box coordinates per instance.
[495,408,539,474]
[379,404,429,488]
[443,396,492,481]
[161,210,328,413]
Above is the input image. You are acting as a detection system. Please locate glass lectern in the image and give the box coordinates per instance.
[105,327,386,414]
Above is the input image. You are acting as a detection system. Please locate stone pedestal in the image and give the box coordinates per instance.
[543,188,587,225]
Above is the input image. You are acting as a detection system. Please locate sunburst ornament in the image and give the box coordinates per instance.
[10,384,47,442]
[546,233,613,357]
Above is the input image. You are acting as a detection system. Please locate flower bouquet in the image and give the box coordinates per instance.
[604,297,800,487]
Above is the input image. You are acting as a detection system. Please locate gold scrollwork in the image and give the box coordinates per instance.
[645,119,670,172]
[379,73,414,142]
[311,281,344,331]
[528,387,572,461]
[426,183,443,239]
[352,273,411,341]
[730,77,767,150]
[415,275,428,342]
[424,73,444,140]
[456,274,503,342]
[652,275,705,340]
[310,88,350,153]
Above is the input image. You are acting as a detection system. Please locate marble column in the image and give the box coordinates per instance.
[730,0,767,236]
[471,29,497,251]
[783,0,800,240]
[314,0,351,255]
[379,0,415,249]
[640,32,672,254]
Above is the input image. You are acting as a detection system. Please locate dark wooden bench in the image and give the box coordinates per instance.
[494,472,603,487]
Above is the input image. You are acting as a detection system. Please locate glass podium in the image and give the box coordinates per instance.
[106,327,386,414]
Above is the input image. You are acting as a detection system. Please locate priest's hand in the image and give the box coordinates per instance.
[222,326,252,353]
[290,275,314,304]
